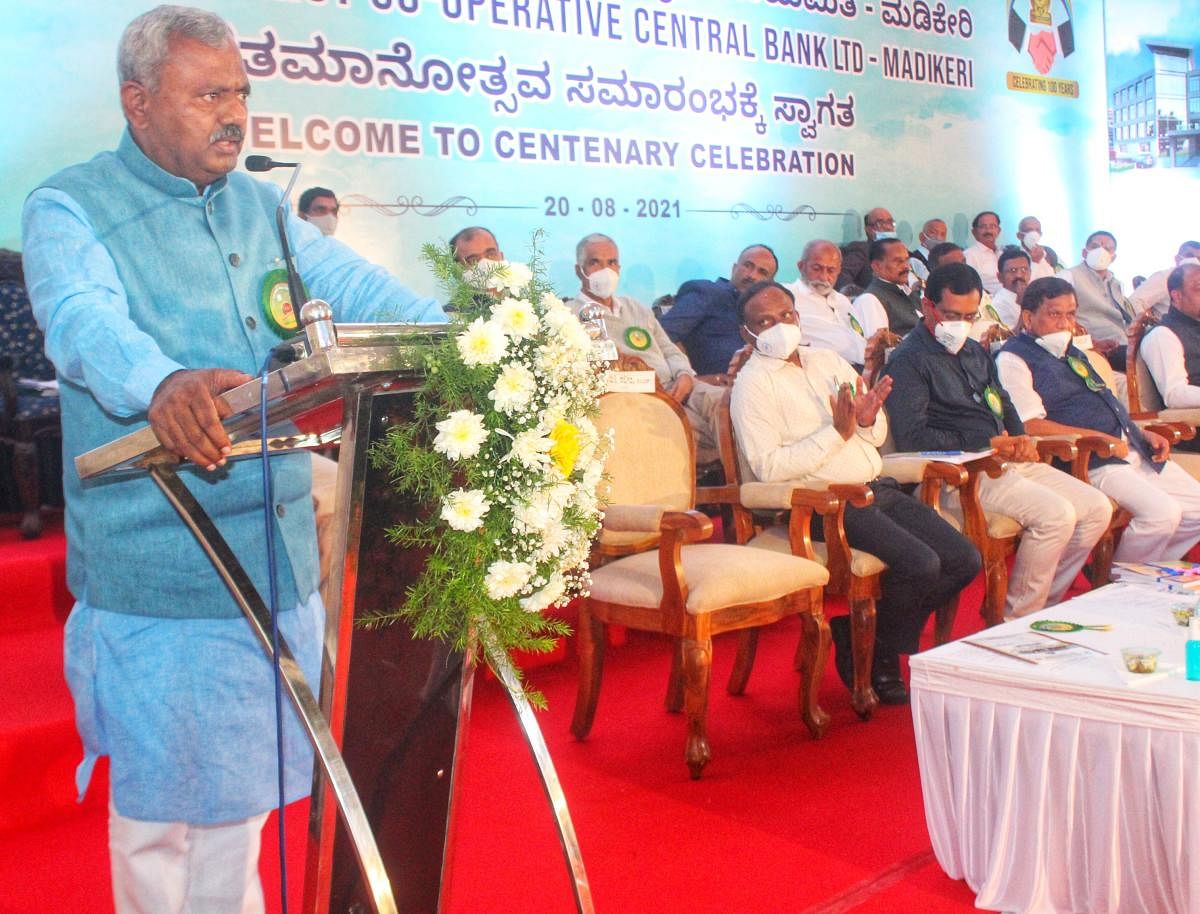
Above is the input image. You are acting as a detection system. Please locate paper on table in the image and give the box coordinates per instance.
[963,632,1096,665]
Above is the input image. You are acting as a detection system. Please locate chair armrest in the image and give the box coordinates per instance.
[1032,435,1078,464]
[602,504,666,533]
[659,509,714,543]
[1069,435,1117,483]
[741,481,837,511]
[1139,421,1184,443]
[828,483,874,508]
[1157,408,1200,427]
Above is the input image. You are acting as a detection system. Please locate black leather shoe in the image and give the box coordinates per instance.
[829,616,854,692]
[871,648,909,705]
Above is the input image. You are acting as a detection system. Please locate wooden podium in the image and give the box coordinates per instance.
[76,310,592,914]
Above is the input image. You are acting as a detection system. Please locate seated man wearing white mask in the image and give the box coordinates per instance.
[1063,230,1136,371]
[566,232,723,461]
[996,276,1200,562]
[1015,216,1056,281]
[1141,263,1200,458]
[731,280,980,705]
[298,186,339,236]
[883,264,1112,618]
[909,218,947,283]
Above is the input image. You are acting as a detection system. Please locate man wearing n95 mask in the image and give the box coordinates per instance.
[883,264,1112,618]
[1062,230,1136,370]
[997,276,1200,562]
[566,232,724,461]
[731,281,979,705]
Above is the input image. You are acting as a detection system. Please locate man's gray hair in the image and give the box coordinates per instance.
[118,5,235,91]
[800,239,840,264]
[576,232,616,266]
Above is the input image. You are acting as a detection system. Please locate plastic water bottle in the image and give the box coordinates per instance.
[1188,618,1200,681]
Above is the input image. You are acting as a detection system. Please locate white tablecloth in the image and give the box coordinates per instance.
[911,584,1200,914]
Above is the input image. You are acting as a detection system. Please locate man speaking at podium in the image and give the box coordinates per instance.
[20,6,442,912]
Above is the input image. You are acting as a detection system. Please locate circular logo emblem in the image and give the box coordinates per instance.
[260,268,303,337]
[983,385,1004,418]
[1067,355,1106,391]
[624,326,652,351]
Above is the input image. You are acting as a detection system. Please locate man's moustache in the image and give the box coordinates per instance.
[210,125,245,143]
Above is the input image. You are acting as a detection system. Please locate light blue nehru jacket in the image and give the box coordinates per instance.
[29,130,441,619]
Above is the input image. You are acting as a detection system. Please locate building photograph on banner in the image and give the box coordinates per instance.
[1104,0,1200,280]
[1,0,1110,303]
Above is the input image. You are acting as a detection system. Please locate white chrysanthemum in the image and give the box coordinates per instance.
[492,296,539,341]
[493,260,534,294]
[533,523,567,561]
[514,485,570,532]
[433,409,488,461]
[520,572,566,613]
[508,428,555,469]
[440,488,490,532]
[457,317,508,367]
[541,290,565,311]
[484,560,533,600]
[488,363,537,414]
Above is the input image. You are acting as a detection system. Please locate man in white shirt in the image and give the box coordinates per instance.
[566,232,723,461]
[1129,240,1200,318]
[964,210,1003,295]
[989,247,1031,331]
[785,239,892,369]
[1141,263,1200,410]
[909,218,947,283]
[997,276,1200,561]
[1062,229,1136,370]
[1015,216,1055,281]
[730,280,980,705]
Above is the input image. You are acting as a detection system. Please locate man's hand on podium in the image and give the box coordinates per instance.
[149,368,252,471]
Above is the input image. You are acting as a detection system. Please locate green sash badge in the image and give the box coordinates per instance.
[260,268,305,337]
[849,313,864,336]
[985,303,1002,324]
[1067,354,1105,391]
[624,326,652,351]
[983,385,1004,418]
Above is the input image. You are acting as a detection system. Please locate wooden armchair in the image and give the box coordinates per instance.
[573,388,831,779]
[885,427,1080,628]
[1126,331,1200,480]
[703,391,967,720]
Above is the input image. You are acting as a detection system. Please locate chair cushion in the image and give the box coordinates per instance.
[1171,453,1200,482]
[589,543,829,615]
[748,525,887,576]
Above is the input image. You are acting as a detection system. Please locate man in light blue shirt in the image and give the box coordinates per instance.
[21,6,442,912]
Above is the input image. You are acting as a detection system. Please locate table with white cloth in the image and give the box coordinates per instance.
[911,583,1200,914]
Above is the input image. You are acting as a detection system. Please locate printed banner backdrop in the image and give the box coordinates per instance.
[1,0,1111,304]
[1104,0,1200,281]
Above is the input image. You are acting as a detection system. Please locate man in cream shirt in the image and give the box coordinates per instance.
[730,280,979,705]
[567,232,724,461]
[964,210,1003,295]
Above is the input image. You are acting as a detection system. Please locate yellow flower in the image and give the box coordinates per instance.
[549,421,581,477]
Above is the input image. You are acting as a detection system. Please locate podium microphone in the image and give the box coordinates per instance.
[245,155,306,323]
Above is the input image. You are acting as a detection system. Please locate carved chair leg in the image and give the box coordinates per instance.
[570,607,606,740]
[665,638,685,713]
[796,597,830,740]
[980,554,1008,628]
[681,634,713,780]
[847,596,879,721]
[726,628,759,696]
[1088,530,1115,590]
[933,597,959,646]
[13,439,42,539]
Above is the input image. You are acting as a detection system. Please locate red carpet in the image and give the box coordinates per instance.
[0,517,996,913]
